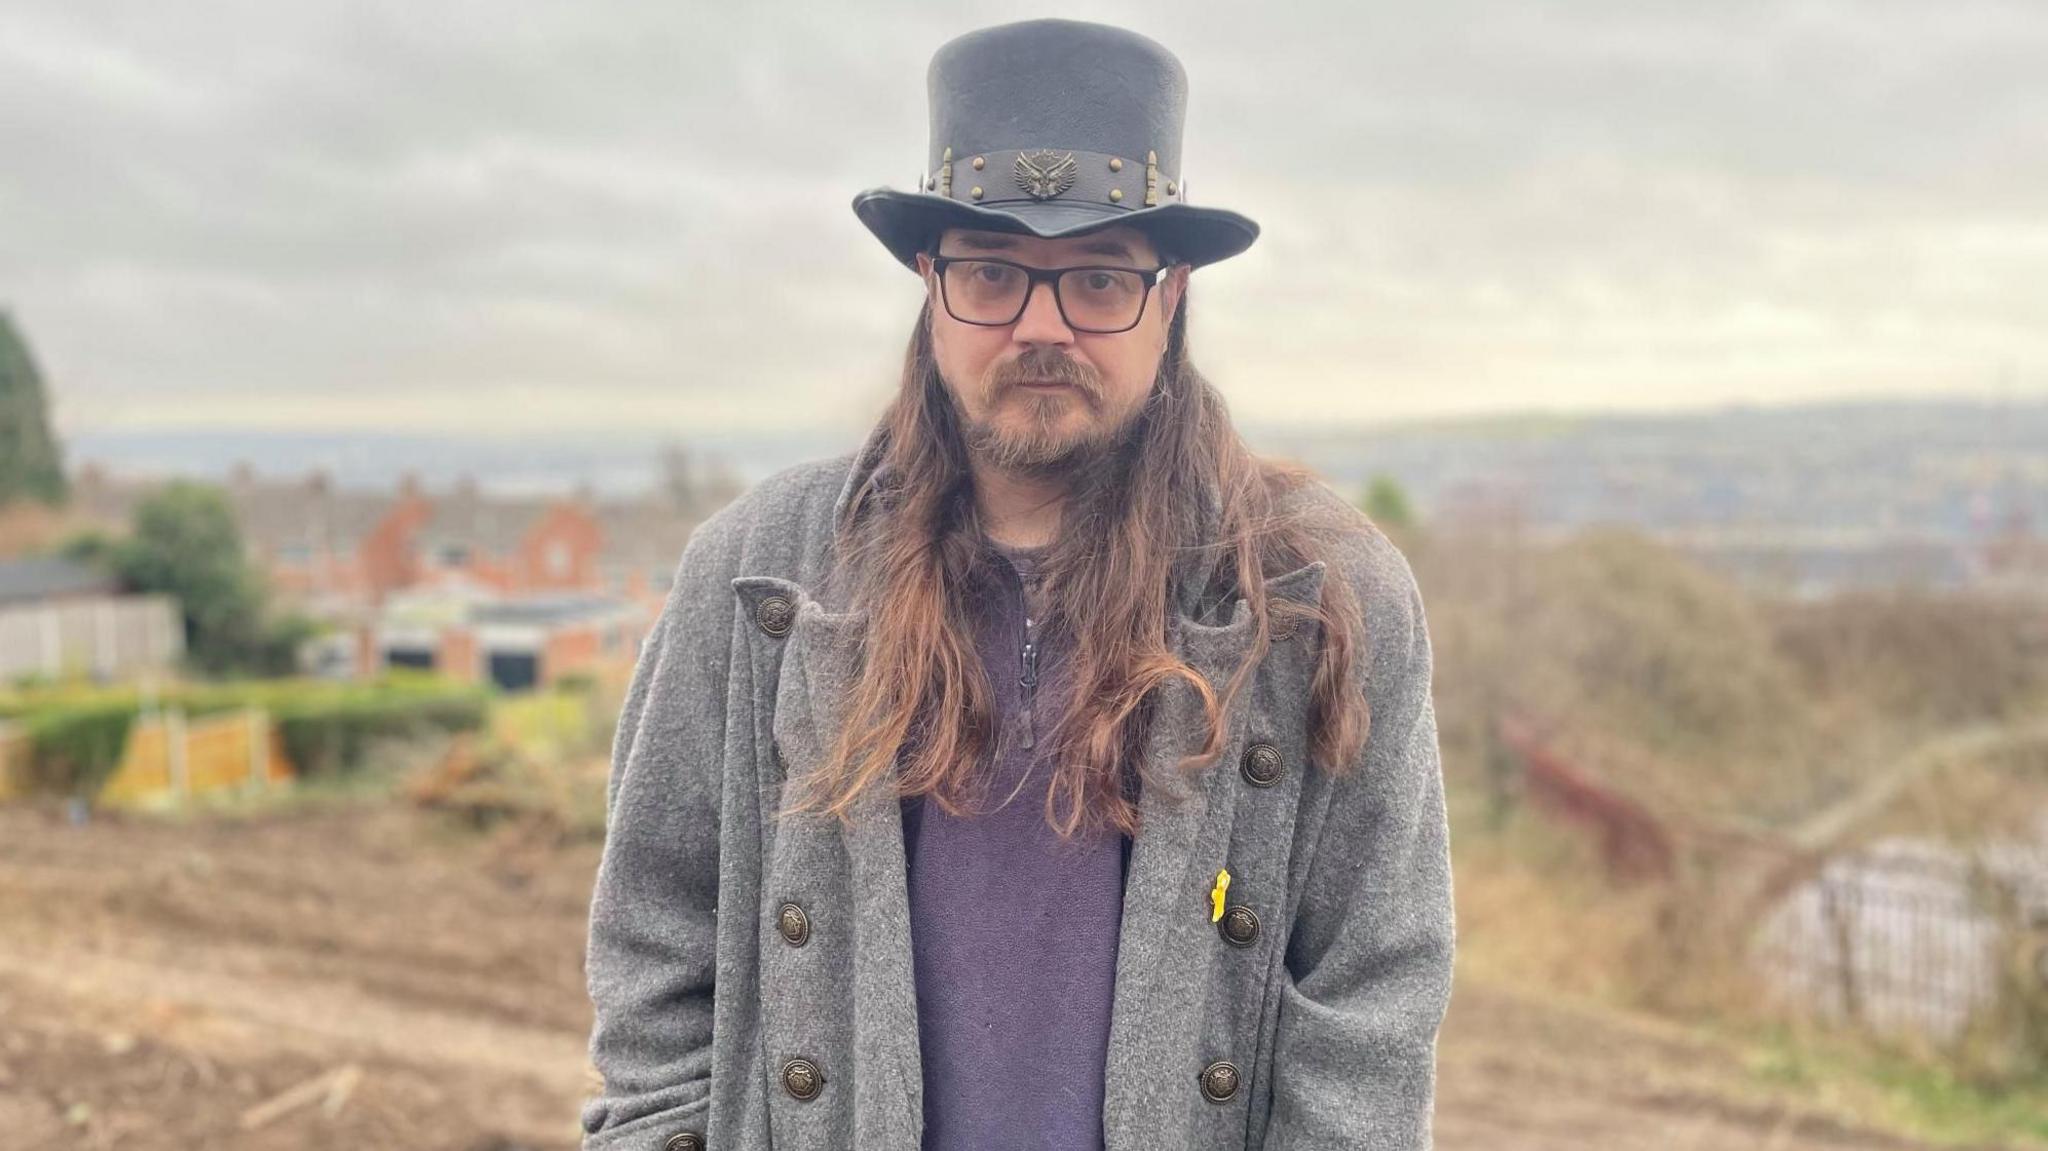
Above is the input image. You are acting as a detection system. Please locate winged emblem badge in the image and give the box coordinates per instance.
[1013,149,1079,200]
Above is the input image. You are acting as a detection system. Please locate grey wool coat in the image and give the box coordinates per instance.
[579,421,1457,1151]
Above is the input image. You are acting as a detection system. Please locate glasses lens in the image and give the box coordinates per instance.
[941,259,1028,324]
[1058,268,1147,332]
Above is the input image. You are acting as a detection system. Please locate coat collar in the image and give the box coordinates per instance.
[770,418,1328,1142]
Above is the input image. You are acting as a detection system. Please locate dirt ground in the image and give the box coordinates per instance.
[0,802,2016,1150]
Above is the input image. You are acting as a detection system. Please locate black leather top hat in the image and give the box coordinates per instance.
[852,18,1258,273]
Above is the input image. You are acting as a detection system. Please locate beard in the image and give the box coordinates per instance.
[955,345,1147,480]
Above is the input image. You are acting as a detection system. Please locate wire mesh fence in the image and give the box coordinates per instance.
[1748,837,2048,1043]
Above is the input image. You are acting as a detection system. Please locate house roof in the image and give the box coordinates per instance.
[69,469,391,558]
[470,594,636,627]
[66,466,727,586]
[417,491,557,558]
[0,556,118,606]
[594,497,703,578]
[229,478,391,557]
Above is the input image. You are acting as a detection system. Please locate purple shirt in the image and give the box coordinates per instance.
[900,537,1133,1150]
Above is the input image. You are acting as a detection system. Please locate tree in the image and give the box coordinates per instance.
[0,310,68,505]
[112,482,269,674]
[1363,472,1417,531]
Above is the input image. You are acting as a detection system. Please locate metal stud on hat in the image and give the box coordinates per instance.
[852,18,1258,272]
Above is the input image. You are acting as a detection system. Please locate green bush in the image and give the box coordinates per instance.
[275,684,488,779]
[552,670,601,695]
[21,701,137,798]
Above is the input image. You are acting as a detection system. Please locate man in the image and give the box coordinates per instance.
[580,18,1454,1151]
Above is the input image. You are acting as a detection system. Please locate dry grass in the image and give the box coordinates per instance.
[1416,521,2048,1137]
[1416,524,2048,830]
[1448,800,1671,1001]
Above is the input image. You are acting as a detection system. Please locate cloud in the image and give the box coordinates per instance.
[2,0,2044,441]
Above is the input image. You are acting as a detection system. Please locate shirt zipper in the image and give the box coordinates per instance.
[1019,612,1039,751]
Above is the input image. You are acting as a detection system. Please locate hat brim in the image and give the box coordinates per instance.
[852,187,1258,272]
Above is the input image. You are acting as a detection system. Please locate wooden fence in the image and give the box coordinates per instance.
[0,710,296,807]
[99,709,296,805]
[0,723,27,802]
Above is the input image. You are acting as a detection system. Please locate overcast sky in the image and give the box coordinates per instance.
[4,1,2044,445]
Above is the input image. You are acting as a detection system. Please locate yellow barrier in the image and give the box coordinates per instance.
[96,710,297,807]
[0,725,28,802]
[99,718,173,803]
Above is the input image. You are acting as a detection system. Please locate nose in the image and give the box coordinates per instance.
[1011,279,1075,346]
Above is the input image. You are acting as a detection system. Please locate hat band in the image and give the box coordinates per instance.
[919,146,1188,210]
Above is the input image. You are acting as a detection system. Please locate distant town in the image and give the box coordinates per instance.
[63,396,2048,602]
[1266,399,2048,598]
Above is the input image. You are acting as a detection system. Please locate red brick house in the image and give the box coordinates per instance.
[69,459,737,688]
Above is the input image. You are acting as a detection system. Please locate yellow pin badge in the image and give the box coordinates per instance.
[1209,867,1231,922]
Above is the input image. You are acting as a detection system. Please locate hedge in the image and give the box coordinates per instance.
[275,688,489,779]
[0,677,491,797]
[17,701,137,799]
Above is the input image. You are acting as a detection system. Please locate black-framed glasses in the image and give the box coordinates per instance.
[929,254,1167,335]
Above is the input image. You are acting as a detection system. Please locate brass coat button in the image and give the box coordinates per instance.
[663,1134,704,1151]
[782,1057,824,1100]
[1240,743,1283,787]
[1199,1060,1241,1103]
[755,594,795,637]
[1219,905,1260,947]
[777,902,810,947]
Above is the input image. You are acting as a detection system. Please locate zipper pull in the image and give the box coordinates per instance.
[1020,617,1038,750]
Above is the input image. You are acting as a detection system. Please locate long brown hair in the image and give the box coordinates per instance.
[783,290,1374,840]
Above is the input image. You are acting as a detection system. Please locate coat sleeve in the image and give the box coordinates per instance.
[579,524,732,1149]
[1263,546,1456,1150]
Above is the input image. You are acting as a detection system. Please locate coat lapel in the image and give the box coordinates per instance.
[1100,557,1325,1144]
[767,592,927,1148]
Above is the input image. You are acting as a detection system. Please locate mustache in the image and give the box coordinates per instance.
[991,348,1099,395]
